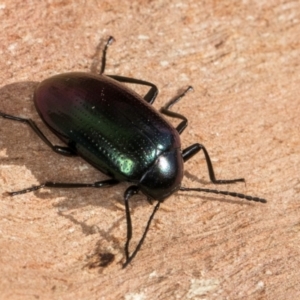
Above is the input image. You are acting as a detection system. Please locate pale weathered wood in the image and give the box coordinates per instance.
[0,0,299,299]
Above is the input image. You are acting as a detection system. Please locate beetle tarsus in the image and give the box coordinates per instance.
[52,146,76,156]
[100,36,115,74]
[7,184,45,196]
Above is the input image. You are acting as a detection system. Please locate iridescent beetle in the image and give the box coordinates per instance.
[0,37,266,267]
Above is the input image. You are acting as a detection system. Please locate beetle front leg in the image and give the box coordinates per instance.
[123,186,140,262]
[182,143,245,184]
[0,112,76,156]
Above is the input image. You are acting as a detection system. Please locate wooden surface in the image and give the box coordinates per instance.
[0,0,299,299]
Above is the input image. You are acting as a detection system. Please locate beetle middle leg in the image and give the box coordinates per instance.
[5,179,119,196]
[0,112,76,156]
[7,180,162,268]
[4,178,161,266]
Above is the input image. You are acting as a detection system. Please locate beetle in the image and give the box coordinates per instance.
[0,36,266,268]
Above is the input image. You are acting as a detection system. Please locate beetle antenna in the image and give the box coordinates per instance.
[179,187,266,203]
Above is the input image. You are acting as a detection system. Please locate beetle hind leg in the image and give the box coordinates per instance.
[0,112,76,156]
[107,75,158,105]
[98,36,159,105]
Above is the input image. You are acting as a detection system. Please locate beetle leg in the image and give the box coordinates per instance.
[160,86,193,134]
[99,36,115,75]
[123,186,160,268]
[98,36,159,105]
[123,186,139,262]
[107,75,158,104]
[182,143,245,184]
[0,112,76,156]
[5,179,119,196]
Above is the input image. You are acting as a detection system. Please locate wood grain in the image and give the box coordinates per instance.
[0,0,299,299]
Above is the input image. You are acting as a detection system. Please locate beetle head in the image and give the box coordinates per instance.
[139,148,184,201]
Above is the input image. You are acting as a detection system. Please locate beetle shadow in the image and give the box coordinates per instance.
[0,81,151,247]
[184,170,209,185]
[90,37,107,74]
[0,81,254,213]
[0,80,255,269]
[84,247,116,271]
